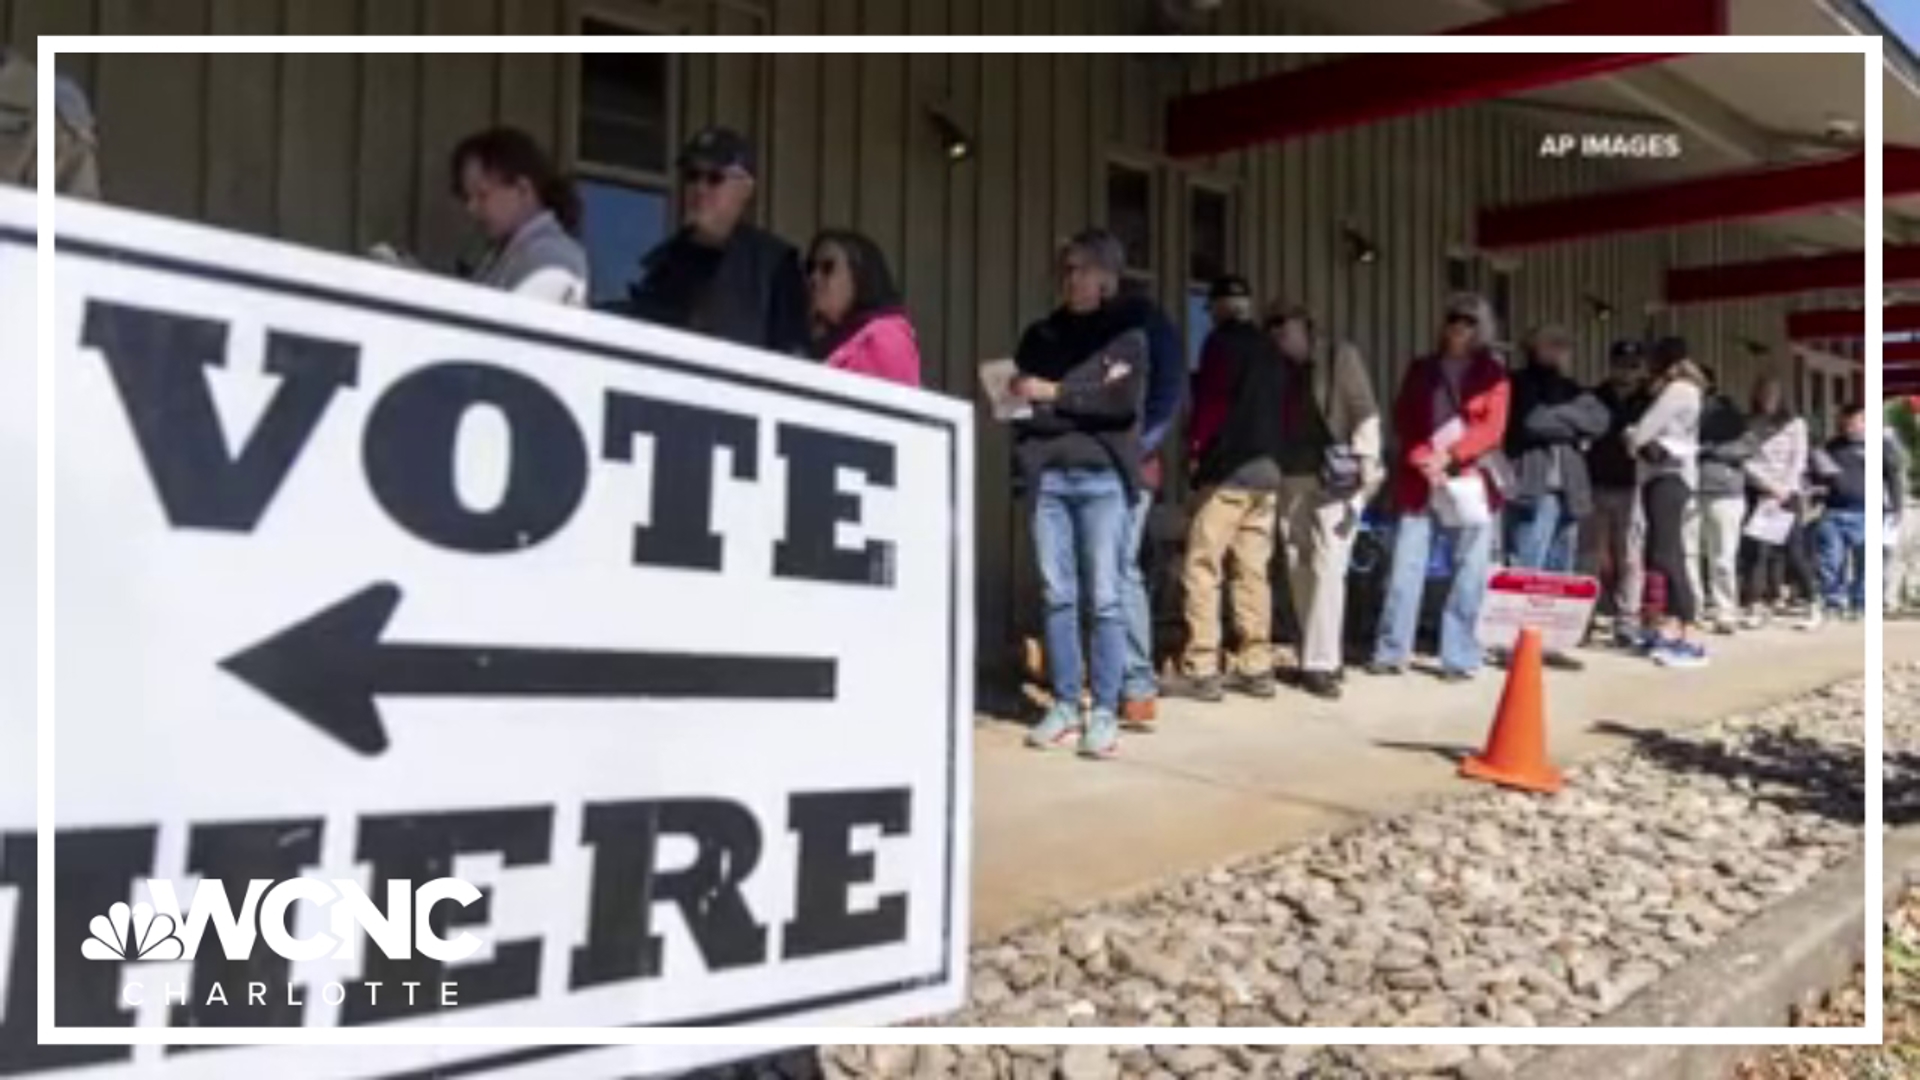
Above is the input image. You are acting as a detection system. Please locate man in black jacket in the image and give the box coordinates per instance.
[1167,276,1289,703]
[619,127,810,356]
[1581,340,1650,646]
[1811,403,1869,618]
[1505,326,1610,669]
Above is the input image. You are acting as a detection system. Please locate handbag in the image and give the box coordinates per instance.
[1312,357,1366,498]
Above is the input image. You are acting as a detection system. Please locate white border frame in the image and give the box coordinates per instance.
[35,33,1883,1051]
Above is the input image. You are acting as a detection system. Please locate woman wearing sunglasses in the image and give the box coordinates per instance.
[1367,294,1511,683]
[447,127,588,306]
[805,230,921,387]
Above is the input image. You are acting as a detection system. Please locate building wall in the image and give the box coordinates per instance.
[6,0,1823,672]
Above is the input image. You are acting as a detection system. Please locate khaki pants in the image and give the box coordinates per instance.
[1699,495,1745,621]
[1181,486,1278,677]
[1277,475,1360,674]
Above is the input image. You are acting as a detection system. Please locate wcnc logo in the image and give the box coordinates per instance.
[78,877,483,964]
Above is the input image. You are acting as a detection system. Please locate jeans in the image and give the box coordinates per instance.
[1815,508,1867,612]
[1505,492,1577,573]
[1120,488,1157,701]
[1033,468,1130,714]
[1373,511,1492,675]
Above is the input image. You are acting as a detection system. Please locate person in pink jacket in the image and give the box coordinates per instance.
[806,229,921,387]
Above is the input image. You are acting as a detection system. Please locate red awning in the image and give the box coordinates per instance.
[1163,0,1720,159]
[1787,304,1920,341]
[1480,149,1919,250]
[1665,246,1920,304]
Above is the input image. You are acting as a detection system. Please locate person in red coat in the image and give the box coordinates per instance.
[1366,294,1512,682]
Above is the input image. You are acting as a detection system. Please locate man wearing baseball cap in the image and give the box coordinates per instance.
[620,125,810,356]
[1166,274,1289,702]
[1581,339,1649,644]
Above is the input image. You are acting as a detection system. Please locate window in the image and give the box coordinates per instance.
[1489,268,1515,344]
[1188,187,1230,284]
[1106,162,1155,276]
[575,18,675,308]
[1446,254,1474,294]
[1184,184,1236,370]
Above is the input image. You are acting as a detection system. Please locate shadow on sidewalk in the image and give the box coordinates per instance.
[1589,719,1875,826]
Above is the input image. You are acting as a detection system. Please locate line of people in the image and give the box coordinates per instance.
[433,124,922,387]
[1010,253,1876,762]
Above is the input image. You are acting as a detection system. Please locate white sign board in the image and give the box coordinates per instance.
[1474,568,1601,654]
[0,189,973,1076]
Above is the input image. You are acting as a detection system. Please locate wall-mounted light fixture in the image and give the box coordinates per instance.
[1343,225,1378,266]
[1584,295,1615,324]
[927,106,974,163]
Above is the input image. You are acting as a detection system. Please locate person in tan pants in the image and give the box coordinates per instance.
[1167,277,1289,702]
[1267,306,1383,700]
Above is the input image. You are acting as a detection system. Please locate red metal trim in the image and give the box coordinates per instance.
[1480,149,1920,250]
[1162,0,1717,159]
[1889,341,1920,363]
[1787,304,1920,341]
[1665,246,1920,305]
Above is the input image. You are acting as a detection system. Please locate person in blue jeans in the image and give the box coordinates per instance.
[1502,325,1609,670]
[1811,402,1869,618]
[1114,280,1185,726]
[1367,296,1512,682]
[1011,229,1147,759]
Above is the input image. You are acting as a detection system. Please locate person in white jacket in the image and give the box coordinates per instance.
[1738,377,1814,629]
[448,127,589,306]
[1623,337,1706,667]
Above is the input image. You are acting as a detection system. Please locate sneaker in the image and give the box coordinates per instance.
[1120,696,1158,728]
[1078,709,1120,759]
[1652,640,1709,668]
[1225,671,1278,699]
[1298,670,1342,700]
[1162,672,1225,703]
[1740,607,1770,631]
[1542,651,1585,673]
[1025,703,1081,749]
[1612,624,1646,651]
[1796,605,1825,631]
[1436,667,1476,684]
[1364,660,1407,676]
[1708,618,1738,636]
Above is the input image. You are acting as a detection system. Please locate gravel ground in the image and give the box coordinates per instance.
[692,668,1889,1080]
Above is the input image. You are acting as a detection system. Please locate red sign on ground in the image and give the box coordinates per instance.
[1475,569,1601,653]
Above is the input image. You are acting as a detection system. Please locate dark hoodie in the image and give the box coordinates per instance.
[1587,380,1650,491]
[1813,434,1868,513]
[1012,301,1147,497]
[1187,317,1289,490]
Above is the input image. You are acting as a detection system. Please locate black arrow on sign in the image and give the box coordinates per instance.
[219,582,838,756]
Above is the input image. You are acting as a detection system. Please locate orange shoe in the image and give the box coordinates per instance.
[1121,697,1158,727]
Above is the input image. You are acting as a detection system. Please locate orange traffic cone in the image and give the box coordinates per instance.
[1459,627,1564,794]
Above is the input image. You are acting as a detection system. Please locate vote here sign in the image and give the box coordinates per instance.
[0,188,973,1076]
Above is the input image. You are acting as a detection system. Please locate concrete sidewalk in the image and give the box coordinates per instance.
[970,621,1879,941]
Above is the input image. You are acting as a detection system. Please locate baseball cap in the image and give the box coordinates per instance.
[1651,335,1690,366]
[1208,275,1252,302]
[678,126,756,176]
[1609,339,1646,363]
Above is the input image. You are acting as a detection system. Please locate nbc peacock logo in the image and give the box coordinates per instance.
[81,901,185,961]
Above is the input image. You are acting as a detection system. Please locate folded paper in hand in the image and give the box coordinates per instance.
[1431,473,1491,528]
[979,358,1031,421]
[1743,501,1794,545]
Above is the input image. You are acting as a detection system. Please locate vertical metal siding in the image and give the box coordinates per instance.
[19,0,1841,679]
